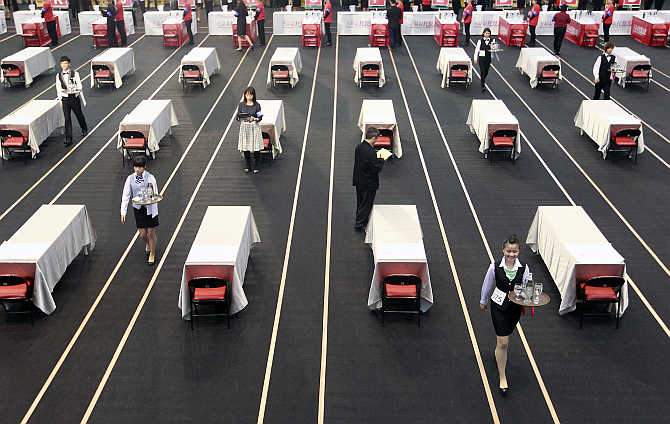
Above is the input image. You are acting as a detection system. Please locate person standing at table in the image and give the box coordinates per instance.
[56,56,88,146]
[602,0,615,43]
[234,0,254,51]
[237,87,264,174]
[183,0,195,45]
[114,0,128,46]
[528,0,540,46]
[41,0,58,47]
[105,1,119,47]
[462,0,473,46]
[479,234,531,395]
[120,155,160,266]
[387,0,402,50]
[552,5,570,55]
[592,41,616,100]
[254,0,266,46]
[323,0,334,47]
[353,127,390,232]
[473,27,493,92]
[452,0,461,23]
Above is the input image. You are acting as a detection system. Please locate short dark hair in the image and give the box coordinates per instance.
[365,127,380,140]
[604,41,615,50]
[133,155,147,168]
[482,27,491,36]
[560,4,567,11]
[59,56,70,63]
[502,234,520,249]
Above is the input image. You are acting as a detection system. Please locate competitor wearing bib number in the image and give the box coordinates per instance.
[479,234,531,395]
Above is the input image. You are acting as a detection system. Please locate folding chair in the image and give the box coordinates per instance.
[360,63,380,87]
[92,64,114,89]
[374,129,393,151]
[449,64,470,87]
[538,64,560,88]
[188,276,231,330]
[488,129,517,164]
[181,64,202,92]
[1,64,25,88]
[629,64,651,91]
[380,274,422,327]
[576,276,624,329]
[509,28,525,47]
[302,26,321,47]
[583,29,598,47]
[120,130,147,166]
[259,131,274,166]
[608,128,641,163]
[1,129,31,163]
[0,275,34,325]
[163,27,180,48]
[270,65,291,88]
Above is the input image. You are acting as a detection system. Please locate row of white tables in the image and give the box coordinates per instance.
[12,9,71,36]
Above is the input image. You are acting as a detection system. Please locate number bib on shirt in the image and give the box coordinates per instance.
[479,50,486,57]
[491,287,507,306]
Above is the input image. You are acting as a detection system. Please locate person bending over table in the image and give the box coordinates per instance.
[56,56,88,146]
[237,86,264,174]
[479,234,531,395]
[352,127,390,231]
[473,27,493,92]
[121,155,160,266]
[592,41,615,100]
[234,0,254,51]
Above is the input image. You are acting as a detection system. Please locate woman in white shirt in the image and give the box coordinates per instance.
[120,155,160,265]
[473,28,493,92]
[479,234,531,395]
[55,56,88,146]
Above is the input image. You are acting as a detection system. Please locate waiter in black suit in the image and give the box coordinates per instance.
[592,41,616,100]
[353,127,389,231]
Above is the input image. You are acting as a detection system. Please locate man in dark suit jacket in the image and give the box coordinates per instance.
[387,0,402,49]
[353,127,389,231]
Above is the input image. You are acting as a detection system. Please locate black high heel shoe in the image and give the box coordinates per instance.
[499,385,509,396]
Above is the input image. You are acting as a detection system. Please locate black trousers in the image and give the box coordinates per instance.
[479,57,491,89]
[603,23,611,42]
[593,79,611,100]
[205,0,213,13]
[464,22,471,45]
[389,26,401,48]
[655,0,665,9]
[46,20,58,46]
[243,151,261,170]
[355,186,377,230]
[553,27,566,53]
[257,19,265,45]
[70,0,80,19]
[62,95,87,141]
[107,24,118,47]
[324,22,332,44]
[529,24,536,46]
[185,19,194,44]
[115,20,127,46]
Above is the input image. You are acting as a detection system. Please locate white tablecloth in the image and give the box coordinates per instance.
[1,46,55,87]
[0,99,63,159]
[358,99,402,158]
[436,47,472,88]
[470,11,505,35]
[90,47,135,89]
[598,10,644,35]
[515,47,561,88]
[531,11,557,36]
[78,11,135,36]
[272,11,308,35]
[466,99,520,159]
[337,11,372,35]
[402,11,441,35]
[573,100,644,159]
[267,47,302,87]
[117,99,178,156]
[179,206,261,319]
[612,46,651,88]
[13,10,71,36]
[0,205,96,314]
[207,11,236,35]
[353,47,385,88]
[258,99,285,159]
[365,205,433,312]
[526,206,628,316]
[0,13,7,35]
[179,47,221,88]
[144,11,197,35]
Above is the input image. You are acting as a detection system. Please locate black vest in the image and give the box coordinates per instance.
[480,38,492,60]
[58,70,74,91]
[493,261,525,311]
[598,54,615,82]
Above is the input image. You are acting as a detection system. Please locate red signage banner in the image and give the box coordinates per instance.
[620,0,641,6]
[369,0,386,7]
[51,0,69,7]
[558,0,579,7]
[494,0,513,7]
[305,0,322,8]
[432,0,450,7]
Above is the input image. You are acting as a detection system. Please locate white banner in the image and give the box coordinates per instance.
[13,10,71,35]
[530,11,557,35]
[78,11,134,35]
[470,11,505,36]
[273,11,306,35]
[337,11,371,35]
[599,10,645,35]
[401,11,440,35]
[0,14,7,35]
[143,11,197,36]
[208,11,235,35]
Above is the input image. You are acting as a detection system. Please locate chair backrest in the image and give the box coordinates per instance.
[581,275,625,292]
[92,64,110,72]
[182,64,199,72]
[492,129,517,140]
[120,130,145,140]
[613,128,641,140]
[0,129,23,139]
[188,276,228,296]
[271,64,289,72]
[378,128,393,139]
[362,63,380,71]
[382,274,421,295]
[633,64,651,72]
[0,274,30,288]
[451,64,469,72]
[542,64,560,73]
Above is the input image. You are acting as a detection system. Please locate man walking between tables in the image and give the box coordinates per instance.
[56,56,88,147]
[41,0,58,47]
[353,127,391,232]
[323,0,333,47]
[254,0,266,46]
[552,5,570,55]
[387,0,402,50]
[592,41,616,100]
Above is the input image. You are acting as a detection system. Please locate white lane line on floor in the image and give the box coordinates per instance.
[257,45,322,424]
[50,34,81,51]
[388,44,501,424]
[0,34,183,226]
[475,43,670,339]
[0,34,17,43]
[650,66,670,81]
[404,38,559,423]
[537,39,670,148]
[317,34,338,424]
[19,36,252,424]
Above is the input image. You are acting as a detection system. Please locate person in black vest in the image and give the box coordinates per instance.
[480,234,531,395]
[352,127,389,231]
[104,2,119,47]
[592,41,616,100]
[55,56,88,146]
[473,27,492,92]
[387,0,402,49]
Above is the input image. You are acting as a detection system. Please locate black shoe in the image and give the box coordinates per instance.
[499,386,509,396]
[64,139,73,146]
[81,130,88,137]
[259,42,265,46]
[481,86,486,92]
[326,42,332,46]
[354,226,365,232]
[253,169,259,174]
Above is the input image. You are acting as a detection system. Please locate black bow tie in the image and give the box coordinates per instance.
[135,174,144,184]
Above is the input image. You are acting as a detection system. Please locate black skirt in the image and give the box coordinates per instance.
[237,18,247,36]
[133,206,159,229]
[490,300,522,337]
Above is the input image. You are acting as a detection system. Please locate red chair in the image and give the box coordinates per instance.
[270,64,291,88]
[1,129,31,163]
[488,129,517,164]
[650,28,668,47]
[188,276,231,330]
[449,64,470,87]
[22,22,50,47]
[120,130,147,166]
[509,28,526,47]
[374,129,393,150]
[370,24,388,47]
[608,128,640,163]
[0,275,34,325]
[181,64,203,92]
[583,29,598,47]
[92,64,114,89]
[380,274,422,326]
[302,25,321,47]
[440,28,459,47]
[1,64,25,88]
[628,64,651,90]
[360,63,380,87]
[163,26,180,48]
[576,276,624,329]
[538,64,560,88]
[260,131,274,166]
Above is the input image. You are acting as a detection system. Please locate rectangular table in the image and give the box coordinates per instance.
[272,11,308,35]
[630,15,668,46]
[470,11,505,35]
[515,47,561,88]
[13,10,70,36]
[436,47,472,88]
[117,99,179,156]
[466,99,521,159]
[208,11,235,35]
[258,99,285,159]
[434,16,459,46]
[566,15,599,47]
[0,205,96,315]
[90,47,135,89]
[358,99,402,158]
[179,206,261,319]
[365,205,433,312]
[337,11,372,35]
[353,47,385,88]
[1,46,55,87]
[78,10,135,36]
[598,10,644,35]
[0,99,63,159]
[612,46,651,87]
[531,11,557,36]
[526,206,628,316]
[574,100,644,159]
[402,11,441,35]
[143,11,197,36]
[499,15,527,47]
[267,47,302,87]
[179,47,221,88]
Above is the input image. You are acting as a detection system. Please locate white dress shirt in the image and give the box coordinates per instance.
[480,258,531,305]
[593,54,614,80]
[55,70,87,106]
[120,170,159,218]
